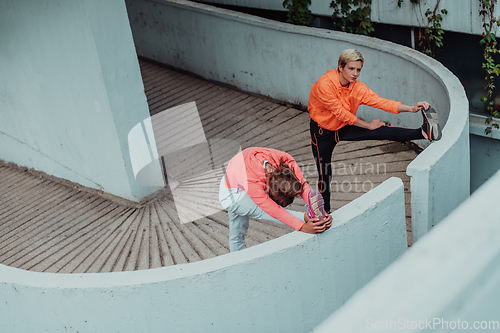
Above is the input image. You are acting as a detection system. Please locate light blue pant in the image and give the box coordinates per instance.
[219,177,304,252]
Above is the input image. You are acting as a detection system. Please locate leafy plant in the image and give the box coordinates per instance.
[418,1,447,57]
[330,0,374,36]
[479,0,500,134]
[283,0,313,26]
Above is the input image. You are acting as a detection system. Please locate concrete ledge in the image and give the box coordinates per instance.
[313,170,500,333]
[469,113,500,139]
[0,178,407,332]
[0,0,157,202]
[407,80,470,241]
[197,0,492,36]
[469,114,500,193]
[126,0,470,242]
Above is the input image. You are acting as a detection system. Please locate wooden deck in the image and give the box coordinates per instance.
[0,59,418,273]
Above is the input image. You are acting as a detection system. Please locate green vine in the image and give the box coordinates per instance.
[479,0,500,134]
[419,1,448,57]
[396,1,447,57]
[282,0,313,26]
[330,0,374,36]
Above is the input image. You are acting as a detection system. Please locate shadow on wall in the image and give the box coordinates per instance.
[128,101,241,222]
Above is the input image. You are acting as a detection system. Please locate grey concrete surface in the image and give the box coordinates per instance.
[0,60,418,273]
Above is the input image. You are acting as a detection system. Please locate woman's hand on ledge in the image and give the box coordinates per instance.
[399,101,430,113]
[300,214,333,234]
[354,118,386,130]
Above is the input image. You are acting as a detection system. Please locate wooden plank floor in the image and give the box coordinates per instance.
[0,59,418,273]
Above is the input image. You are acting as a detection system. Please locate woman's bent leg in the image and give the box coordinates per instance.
[310,120,338,213]
[226,192,305,251]
[228,211,250,252]
[230,192,305,224]
[307,121,424,214]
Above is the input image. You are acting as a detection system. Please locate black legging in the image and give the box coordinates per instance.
[310,119,424,212]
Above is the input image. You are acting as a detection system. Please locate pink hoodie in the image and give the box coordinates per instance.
[225,147,311,230]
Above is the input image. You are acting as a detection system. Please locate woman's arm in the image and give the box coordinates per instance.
[398,101,430,113]
[300,214,333,234]
[354,101,430,130]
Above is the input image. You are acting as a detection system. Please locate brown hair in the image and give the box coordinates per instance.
[266,158,305,207]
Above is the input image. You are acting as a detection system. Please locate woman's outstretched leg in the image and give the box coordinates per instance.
[338,124,425,142]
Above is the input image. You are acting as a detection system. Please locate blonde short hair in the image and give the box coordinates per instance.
[338,49,364,69]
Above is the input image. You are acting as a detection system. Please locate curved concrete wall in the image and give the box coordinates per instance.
[0,178,407,332]
[0,0,161,202]
[313,169,500,333]
[126,0,469,239]
[469,114,500,193]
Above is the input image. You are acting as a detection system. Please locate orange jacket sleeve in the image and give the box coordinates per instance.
[308,70,402,131]
[358,87,402,114]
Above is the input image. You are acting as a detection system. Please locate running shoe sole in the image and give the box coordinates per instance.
[422,106,442,141]
[306,189,327,221]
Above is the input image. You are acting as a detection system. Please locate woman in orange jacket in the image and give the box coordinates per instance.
[309,49,441,213]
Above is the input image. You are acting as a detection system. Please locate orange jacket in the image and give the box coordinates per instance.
[308,69,402,131]
[225,147,311,231]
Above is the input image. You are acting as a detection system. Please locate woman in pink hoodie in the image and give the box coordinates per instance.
[219,147,332,252]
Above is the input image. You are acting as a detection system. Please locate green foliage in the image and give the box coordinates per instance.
[479,0,500,134]
[330,0,374,36]
[283,0,313,26]
[396,1,447,57]
[419,4,447,56]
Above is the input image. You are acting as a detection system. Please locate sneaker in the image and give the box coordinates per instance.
[421,106,442,141]
[306,189,327,221]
